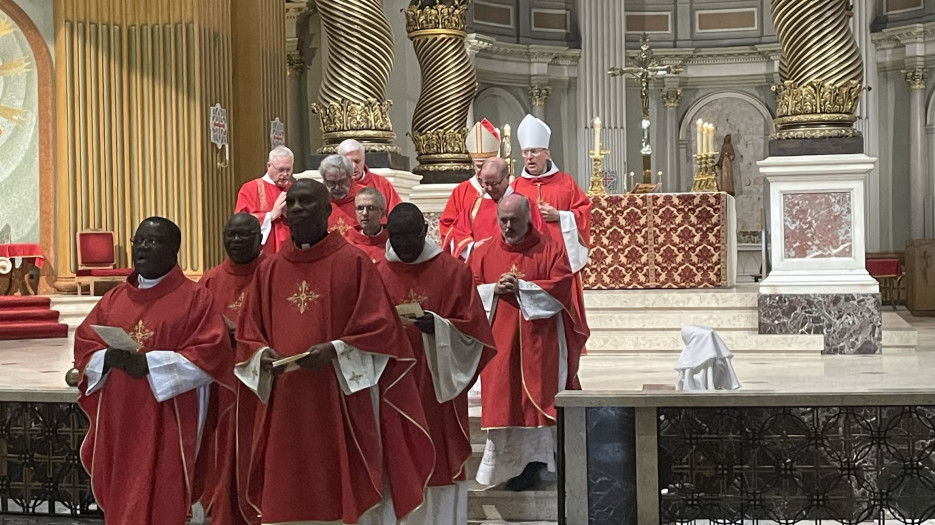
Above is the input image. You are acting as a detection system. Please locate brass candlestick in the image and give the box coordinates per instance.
[690,152,719,192]
[587,147,611,196]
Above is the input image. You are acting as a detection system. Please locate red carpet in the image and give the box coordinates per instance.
[0,296,69,340]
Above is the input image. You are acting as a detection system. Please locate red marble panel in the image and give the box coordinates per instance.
[782,192,852,259]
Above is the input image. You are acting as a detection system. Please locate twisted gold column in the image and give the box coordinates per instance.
[770,0,863,139]
[406,0,476,180]
[311,0,397,153]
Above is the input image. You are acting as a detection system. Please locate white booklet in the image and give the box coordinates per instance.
[90,325,141,352]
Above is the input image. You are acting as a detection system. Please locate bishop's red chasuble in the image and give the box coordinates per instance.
[235,234,433,524]
[234,178,291,254]
[439,178,482,249]
[198,255,265,525]
[443,192,548,259]
[74,266,234,525]
[346,225,389,264]
[360,168,403,211]
[376,251,495,487]
[327,183,364,238]
[468,230,589,429]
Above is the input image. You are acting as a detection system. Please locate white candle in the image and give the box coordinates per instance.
[705,124,713,153]
[696,119,703,155]
[593,117,602,153]
[710,123,716,153]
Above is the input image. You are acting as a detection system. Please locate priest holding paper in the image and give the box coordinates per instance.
[73,217,234,525]
[376,203,496,524]
[468,194,589,491]
[198,213,265,525]
[233,178,433,525]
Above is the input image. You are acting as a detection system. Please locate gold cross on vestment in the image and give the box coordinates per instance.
[330,217,352,236]
[340,345,354,357]
[228,291,245,312]
[287,281,319,314]
[349,372,363,384]
[509,264,525,279]
[128,319,154,349]
[402,288,427,305]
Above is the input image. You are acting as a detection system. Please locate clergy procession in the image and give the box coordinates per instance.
[71,114,590,525]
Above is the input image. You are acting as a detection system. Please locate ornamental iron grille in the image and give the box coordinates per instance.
[0,401,99,517]
[658,406,935,524]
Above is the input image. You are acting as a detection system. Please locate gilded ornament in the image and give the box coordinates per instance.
[286,50,306,77]
[529,85,550,108]
[661,88,682,108]
[405,0,468,35]
[904,68,926,91]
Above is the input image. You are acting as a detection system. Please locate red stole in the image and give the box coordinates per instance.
[74,266,233,525]
[376,252,495,486]
[345,225,389,263]
[235,234,433,523]
[234,178,291,254]
[328,183,364,237]
[468,230,589,429]
[198,255,265,524]
[360,167,403,212]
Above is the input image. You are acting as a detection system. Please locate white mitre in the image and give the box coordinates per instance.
[465,118,501,159]
[517,114,551,150]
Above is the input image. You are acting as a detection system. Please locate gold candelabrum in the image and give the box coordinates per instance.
[406,0,476,178]
[691,152,719,192]
[587,146,611,196]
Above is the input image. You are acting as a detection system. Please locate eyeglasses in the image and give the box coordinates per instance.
[356,205,383,212]
[129,237,164,248]
[522,149,546,157]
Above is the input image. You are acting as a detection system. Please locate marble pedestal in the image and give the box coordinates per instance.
[408,183,459,245]
[757,154,882,354]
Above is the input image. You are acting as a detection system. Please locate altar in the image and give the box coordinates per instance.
[583,192,736,290]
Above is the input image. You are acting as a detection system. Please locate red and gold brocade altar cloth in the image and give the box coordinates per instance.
[583,192,737,289]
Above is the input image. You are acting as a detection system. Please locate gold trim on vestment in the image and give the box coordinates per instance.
[257,179,268,213]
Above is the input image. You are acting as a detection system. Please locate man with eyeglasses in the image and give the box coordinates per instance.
[319,153,365,238]
[197,213,265,525]
[337,139,403,212]
[439,119,500,250]
[443,157,546,261]
[73,216,234,525]
[234,145,295,254]
[345,187,390,264]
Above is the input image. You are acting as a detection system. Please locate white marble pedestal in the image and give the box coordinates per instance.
[756,154,882,354]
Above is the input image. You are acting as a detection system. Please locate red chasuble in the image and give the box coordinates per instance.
[234,178,291,254]
[443,192,548,259]
[74,266,234,525]
[511,171,591,248]
[439,178,482,252]
[346,225,389,263]
[376,251,495,487]
[198,255,265,525]
[235,234,434,524]
[360,167,403,211]
[327,183,364,238]
[468,230,589,429]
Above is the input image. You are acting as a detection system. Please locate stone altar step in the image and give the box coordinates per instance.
[467,481,558,522]
[882,311,919,351]
[586,330,824,353]
[588,309,759,331]
[49,295,100,330]
[583,288,759,310]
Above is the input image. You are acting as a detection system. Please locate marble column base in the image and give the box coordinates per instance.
[758,293,882,354]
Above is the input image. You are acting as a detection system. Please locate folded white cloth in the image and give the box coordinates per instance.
[674,325,741,391]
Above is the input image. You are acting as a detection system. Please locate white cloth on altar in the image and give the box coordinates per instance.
[674,325,741,391]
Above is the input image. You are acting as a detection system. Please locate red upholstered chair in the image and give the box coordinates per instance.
[75,231,133,295]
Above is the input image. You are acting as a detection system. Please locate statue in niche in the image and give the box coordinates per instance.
[715,134,736,196]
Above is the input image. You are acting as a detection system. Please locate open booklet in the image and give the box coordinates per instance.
[90,325,141,352]
[395,302,425,319]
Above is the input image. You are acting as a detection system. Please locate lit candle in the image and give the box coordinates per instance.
[705,123,713,154]
[593,117,602,153]
[695,119,703,156]
[629,171,635,189]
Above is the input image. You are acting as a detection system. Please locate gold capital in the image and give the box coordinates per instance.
[286,50,306,77]
[904,68,926,91]
[529,85,550,108]
[660,88,681,108]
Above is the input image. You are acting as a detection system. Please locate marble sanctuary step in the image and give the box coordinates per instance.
[49,295,100,330]
[882,311,919,351]
[467,482,558,522]
[584,288,759,310]
[586,330,824,353]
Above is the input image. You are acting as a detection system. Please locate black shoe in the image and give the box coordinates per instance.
[504,461,546,491]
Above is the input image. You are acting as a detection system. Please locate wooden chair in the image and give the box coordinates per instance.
[75,231,133,296]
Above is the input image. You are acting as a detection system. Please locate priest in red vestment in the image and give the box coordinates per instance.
[511,114,590,332]
[198,213,265,525]
[444,157,546,260]
[346,187,389,264]
[468,195,589,491]
[233,179,434,525]
[74,217,234,525]
[234,145,294,254]
[439,119,499,249]
[376,204,496,525]
[320,153,365,238]
[337,138,403,211]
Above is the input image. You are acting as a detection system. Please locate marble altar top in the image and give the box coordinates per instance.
[559,352,935,408]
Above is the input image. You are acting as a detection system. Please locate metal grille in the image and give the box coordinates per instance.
[0,402,99,517]
[658,406,935,524]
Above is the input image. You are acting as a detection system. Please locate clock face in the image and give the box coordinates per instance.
[0,13,38,243]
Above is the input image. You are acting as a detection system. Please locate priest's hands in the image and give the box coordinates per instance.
[269,192,288,221]
[260,348,286,376]
[297,343,337,371]
[538,203,560,222]
[495,273,519,295]
[103,348,150,379]
[414,313,435,334]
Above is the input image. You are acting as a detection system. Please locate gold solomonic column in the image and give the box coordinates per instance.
[770,0,863,140]
[311,0,397,153]
[406,0,477,182]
